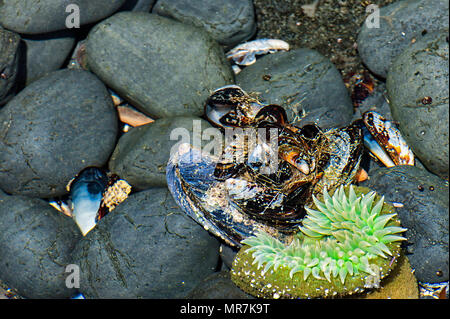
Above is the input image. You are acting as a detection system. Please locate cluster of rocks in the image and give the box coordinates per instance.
[356,0,449,287]
[0,0,448,299]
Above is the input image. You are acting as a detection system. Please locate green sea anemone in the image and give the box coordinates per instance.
[230,185,407,298]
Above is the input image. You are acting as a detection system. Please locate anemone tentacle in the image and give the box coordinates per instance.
[232,185,407,298]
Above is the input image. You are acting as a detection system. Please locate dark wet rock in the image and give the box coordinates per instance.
[0,195,82,298]
[18,30,76,85]
[357,0,449,78]
[186,271,253,299]
[86,12,234,118]
[362,165,449,283]
[0,28,20,106]
[119,0,155,12]
[387,30,449,178]
[0,0,127,34]
[0,69,118,198]
[153,0,256,48]
[109,116,212,190]
[72,188,220,298]
[352,82,393,122]
[236,49,353,129]
[220,244,238,270]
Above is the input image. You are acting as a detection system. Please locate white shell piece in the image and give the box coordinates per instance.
[226,39,290,66]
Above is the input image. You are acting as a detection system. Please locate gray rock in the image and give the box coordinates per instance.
[18,30,76,85]
[357,0,449,78]
[0,0,127,34]
[236,49,353,129]
[153,0,256,48]
[72,188,220,298]
[0,28,20,106]
[186,271,253,299]
[387,30,449,178]
[86,12,234,118]
[0,194,82,298]
[118,0,155,12]
[220,244,238,270]
[109,116,212,190]
[0,69,118,198]
[362,165,449,283]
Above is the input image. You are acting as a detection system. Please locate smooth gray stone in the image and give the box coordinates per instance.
[0,0,127,34]
[236,49,353,129]
[0,195,82,298]
[19,30,76,85]
[153,0,256,47]
[0,69,118,198]
[387,30,449,178]
[109,116,213,190]
[362,165,449,283]
[119,0,155,12]
[186,271,253,299]
[0,28,20,106]
[72,188,220,298]
[86,12,234,118]
[357,0,449,78]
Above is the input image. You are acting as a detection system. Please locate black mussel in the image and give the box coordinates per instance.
[166,144,297,247]
[167,86,364,247]
[314,123,363,192]
[205,85,273,128]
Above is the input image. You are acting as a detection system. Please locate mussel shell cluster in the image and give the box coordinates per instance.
[167,86,364,247]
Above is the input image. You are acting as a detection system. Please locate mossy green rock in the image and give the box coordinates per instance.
[231,186,404,299]
[86,12,234,118]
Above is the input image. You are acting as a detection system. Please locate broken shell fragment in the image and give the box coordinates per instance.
[117,105,154,127]
[226,39,290,66]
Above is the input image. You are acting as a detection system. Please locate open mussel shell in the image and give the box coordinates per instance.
[362,125,396,167]
[314,123,363,192]
[166,143,294,248]
[68,167,109,236]
[362,111,414,167]
[205,85,289,129]
[205,85,247,127]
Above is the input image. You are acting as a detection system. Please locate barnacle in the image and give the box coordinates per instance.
[230,185,407,298]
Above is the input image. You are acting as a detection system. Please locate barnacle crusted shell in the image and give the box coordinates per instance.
[230,185,407,298]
